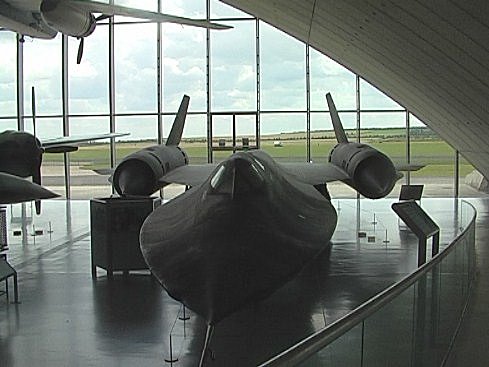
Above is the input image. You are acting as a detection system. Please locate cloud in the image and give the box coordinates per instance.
[160,0,206,18]
[360,80,402,109]
[259,21,308,110]
[115,0,157,12]
[0,34,17,114]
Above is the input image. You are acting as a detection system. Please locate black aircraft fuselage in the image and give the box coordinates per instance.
[140,150,337,325]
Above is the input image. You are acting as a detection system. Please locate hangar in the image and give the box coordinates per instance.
[0,1,487,365]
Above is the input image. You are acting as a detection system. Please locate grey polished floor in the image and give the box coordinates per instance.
[0,198,469,366]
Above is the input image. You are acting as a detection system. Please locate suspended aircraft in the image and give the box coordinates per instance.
[0,171,59,206]
[0,0,231,63]
[0,129,128,212]
[0,87,128,212]
[106,92,403,365]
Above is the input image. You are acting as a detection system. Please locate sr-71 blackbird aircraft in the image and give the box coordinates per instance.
[111,93,403,365]
[0,0,231,63]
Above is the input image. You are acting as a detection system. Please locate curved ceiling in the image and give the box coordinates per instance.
[223,0,489,178]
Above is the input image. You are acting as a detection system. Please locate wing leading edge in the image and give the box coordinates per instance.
[279,162,349,185]
[159,161,349,188]
[41,132,129,148]
[71,0,232,30]
[40,132,129,153]
[159,164,219,187]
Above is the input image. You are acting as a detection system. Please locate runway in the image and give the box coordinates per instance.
[0,198,471,366]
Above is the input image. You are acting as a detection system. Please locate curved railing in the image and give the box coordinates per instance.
[259,200,476,366]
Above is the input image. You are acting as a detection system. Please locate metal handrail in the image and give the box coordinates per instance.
[259,200,476,366]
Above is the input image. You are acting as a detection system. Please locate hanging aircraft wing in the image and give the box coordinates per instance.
[0,0,57,38]
[1,0,39,12]
[159,164,219,187]
[0,172,59,205]
[70,0,232,30]
[40,132,129,153]
[279,162,349,185]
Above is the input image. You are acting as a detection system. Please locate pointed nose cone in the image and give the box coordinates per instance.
[0,172,59,205]
[211,154,265,197]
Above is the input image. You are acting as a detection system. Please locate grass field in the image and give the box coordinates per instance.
[42,128,474,178]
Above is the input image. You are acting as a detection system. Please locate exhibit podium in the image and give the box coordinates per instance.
[90,197,161,278]
[392,200,440,266]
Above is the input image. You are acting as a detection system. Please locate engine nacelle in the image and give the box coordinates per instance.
[329,142,398,199]
[113,145,188,196]
[40,0,96,38]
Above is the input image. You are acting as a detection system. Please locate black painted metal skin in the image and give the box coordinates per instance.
[0,172,58,205]
[0,131,49,212]
[140,150,337,325]
[0,131,43,180]
[0,129,126,211]
[136,94,406,360]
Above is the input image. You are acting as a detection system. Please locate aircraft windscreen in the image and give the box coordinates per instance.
[210,165,226,189]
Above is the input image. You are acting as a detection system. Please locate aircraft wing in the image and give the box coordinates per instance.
[2,1,40,12]
[0,0,57,39]
[159,164,218,187]
[160,161,350,188]
[395,163,425,172]
[0,171,59,205]
[279,162,349,185]
[40,132,129,153]
[71,0,232,30]
[92,168,114,176]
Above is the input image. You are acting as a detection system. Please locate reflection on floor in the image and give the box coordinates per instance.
[0,198,469,366]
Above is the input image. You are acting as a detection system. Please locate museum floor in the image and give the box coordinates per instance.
[0,197,485,366]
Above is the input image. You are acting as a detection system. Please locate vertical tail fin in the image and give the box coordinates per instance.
[326,93,349,144]
[166,95,190,146]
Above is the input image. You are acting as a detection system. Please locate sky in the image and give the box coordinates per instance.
[0,0,426,140]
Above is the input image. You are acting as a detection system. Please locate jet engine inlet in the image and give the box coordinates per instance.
[112,145,188,196]
[112,159,160,196]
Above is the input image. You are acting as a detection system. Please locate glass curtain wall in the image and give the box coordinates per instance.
[0,0,484,199]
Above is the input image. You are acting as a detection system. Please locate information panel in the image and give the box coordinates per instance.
[392,201,439,238]
[399,184,424,201]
